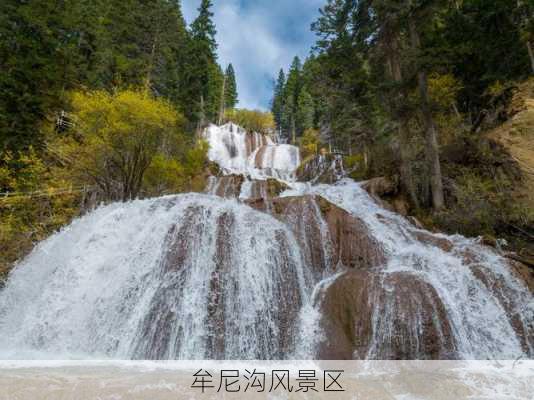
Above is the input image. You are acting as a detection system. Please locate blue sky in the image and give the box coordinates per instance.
[182,0,324,110]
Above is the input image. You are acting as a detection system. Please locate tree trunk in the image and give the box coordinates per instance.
[409,17,445,210]
[218,73,227,125]
[527,40,534,75]
[399,123,420,209]
[291,116,296,144]
[386,32,420,209]
[144,38,158,93]
[197,94,206,138]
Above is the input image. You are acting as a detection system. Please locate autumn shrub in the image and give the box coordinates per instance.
[224,109,275,134]
[299,129,320,158]
[0,149,81,281]
[50,89,207,201]
[1,89,210,279]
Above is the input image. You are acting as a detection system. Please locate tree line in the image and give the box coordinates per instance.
[272,0,533,211]
[0,0,238,155]
[0,0,239,277]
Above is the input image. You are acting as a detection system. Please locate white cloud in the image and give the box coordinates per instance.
[182,0,323,110]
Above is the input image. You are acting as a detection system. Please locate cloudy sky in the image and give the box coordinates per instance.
[182,0,324,110]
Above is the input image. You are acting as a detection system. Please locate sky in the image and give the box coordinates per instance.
[182,0,324,110]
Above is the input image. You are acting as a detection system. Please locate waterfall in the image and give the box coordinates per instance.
[0,123,532,360]
[0,195,311,359]
[203,123,300,182]
[284,180,534,359]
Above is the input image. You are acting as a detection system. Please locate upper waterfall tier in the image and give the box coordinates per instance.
[203,123,300,181]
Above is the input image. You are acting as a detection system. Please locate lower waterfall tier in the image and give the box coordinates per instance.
[0,182,532,360]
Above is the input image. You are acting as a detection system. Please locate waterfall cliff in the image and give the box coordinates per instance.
[0,123,532,360]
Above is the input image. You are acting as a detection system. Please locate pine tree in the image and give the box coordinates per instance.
[0,0,67,153]
[224,64,238,109]
[186,0,222,125]
[271,69,286,135]
[190,0,217,54]
[283,57,302,142]
[296,87,314,134]
[407,0,445,210]
[281,94,296,144]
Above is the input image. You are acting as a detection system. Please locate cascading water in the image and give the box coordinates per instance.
[0,123,532,360]
[283,181,534,359]
[0,195,310,359]
[203,123,300,182]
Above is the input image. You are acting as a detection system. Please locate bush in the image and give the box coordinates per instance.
[299,129,320,158]
[224,109,275,134]
[52,89,192,201]
[0,149,81,281]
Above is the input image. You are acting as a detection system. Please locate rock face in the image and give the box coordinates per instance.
[205,175,244,198]
[126,197,308,359]
[246,195,386,280]
[361,176,410,216]
[296,154,344,184]
[315,271,458,360]
[206,176,289,200]
[244,179,289,200]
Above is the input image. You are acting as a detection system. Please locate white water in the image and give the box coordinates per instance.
[282,180,534,359]
[203,123,300,181]
[0,194,311,359]
[0,123,532,360]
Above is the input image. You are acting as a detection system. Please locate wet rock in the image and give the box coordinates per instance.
[134,202,306,359]
[315,271,458,360]
[206,175,244,198]
[361,177,398,197]
[407,216,425,229]
[247,195,386,277]
[248,179,289,200]
[411,231,454,253]
[481,235,498,248]
[508,259,534,293]
[296,154,344,184]
[470,264,533,356]
[361,176,411,216]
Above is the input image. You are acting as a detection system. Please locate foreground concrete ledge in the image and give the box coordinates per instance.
[0,360,532,399]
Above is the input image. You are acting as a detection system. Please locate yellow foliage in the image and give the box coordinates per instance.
[53,89,189,200]
[299,129,320,158]
[428,73,463,109]
[0,148,46,192]
[0,149,81,280]
[224,109,275,134]
[486,81,506,98]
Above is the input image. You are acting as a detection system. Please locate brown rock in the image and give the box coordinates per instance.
[361,177,398,198]
[481,235,498,248]
[407,216,425,229]
[411,230,454,253]
[248,179,289,200]
[315,271,458,360]
[208,175,244,198]
[246,195,386,278]
[296,154,344,184]
[470,264,533,355]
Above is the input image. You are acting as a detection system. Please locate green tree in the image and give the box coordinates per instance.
[296,87,315,133]
[0,0,66,153]
[283,57,302,142]
[271,69,286,134]
[224,64,238,109]
[185,0,223,126]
